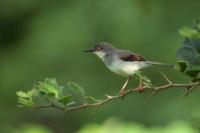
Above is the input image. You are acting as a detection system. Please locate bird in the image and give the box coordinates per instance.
[85,42,174,96]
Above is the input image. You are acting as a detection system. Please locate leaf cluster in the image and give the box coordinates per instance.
[16,78,98,109]
[176,20,200,81]
[177,20,200,66]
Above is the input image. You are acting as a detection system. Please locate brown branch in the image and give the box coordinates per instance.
[33,73,200,112]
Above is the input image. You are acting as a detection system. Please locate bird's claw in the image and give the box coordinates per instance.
[138,84,144,93]
[119,90,125,97]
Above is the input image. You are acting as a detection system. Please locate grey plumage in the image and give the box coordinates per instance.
[85,42,175,77]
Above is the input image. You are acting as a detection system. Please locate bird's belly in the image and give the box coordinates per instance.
[107,61,147,77]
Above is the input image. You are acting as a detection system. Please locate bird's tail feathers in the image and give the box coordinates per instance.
[145,61,176,69]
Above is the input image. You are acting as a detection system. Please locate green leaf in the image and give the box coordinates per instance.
[177,21,200,66]
[176,45,200,66]
[194,19,200,31]
[185,70,200,78]
[192,77,200,82]
[17,97,34,107]
[142,75,151,84]
[179,27,200,39]
[135,71,153,87]
[16,91,29,98]
[39,78,61,98]
[58,95,72,105]
[27,89,36,97]
[16,88,38,107]
[135,71,151,83]
[85,96,99,103]
[68,81,85,96]
[67,101,76,106]
[177,61,188,72]
[183,38,200,54]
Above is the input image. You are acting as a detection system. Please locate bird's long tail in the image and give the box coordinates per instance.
[145,61,176,69]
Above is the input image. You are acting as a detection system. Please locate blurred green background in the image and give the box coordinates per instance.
[1,0,200,132]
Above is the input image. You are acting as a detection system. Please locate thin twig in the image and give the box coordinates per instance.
[179,82,200,99]
[159,70,172,84]
[144,91,157,104]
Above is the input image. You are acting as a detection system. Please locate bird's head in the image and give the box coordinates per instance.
[85,42,114,55]
[85,42,114,59]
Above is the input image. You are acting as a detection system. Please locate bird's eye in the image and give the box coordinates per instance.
[96,47,102,51]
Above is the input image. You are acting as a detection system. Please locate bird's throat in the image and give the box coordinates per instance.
[94,51,106,61]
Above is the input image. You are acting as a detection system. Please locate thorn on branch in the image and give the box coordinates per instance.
[144,90,157,104]
[179,82,199,99]
[105,94,113,99]
[185,85,192,97]
[159,71,172,85]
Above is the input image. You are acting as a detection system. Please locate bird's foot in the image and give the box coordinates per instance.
[138,86,144,93]
[137,77,145,93]
[119,90,125,97]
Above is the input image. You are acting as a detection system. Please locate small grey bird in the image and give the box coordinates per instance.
[85,42,174,96]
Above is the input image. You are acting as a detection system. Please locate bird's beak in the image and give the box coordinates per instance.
[84,48,96,52]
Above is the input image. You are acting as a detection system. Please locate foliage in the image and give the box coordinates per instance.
[16,72,166,111]
[176,20,200,81]
[135,71,153,88]
[77,118,198,133]
[16,78,97,110]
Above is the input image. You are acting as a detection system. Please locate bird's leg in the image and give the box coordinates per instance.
[119,76,131,97]
[138,76,144,93]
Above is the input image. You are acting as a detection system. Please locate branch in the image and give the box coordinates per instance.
[32,73,200,112]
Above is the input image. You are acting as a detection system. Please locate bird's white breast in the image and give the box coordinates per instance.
[94,51,148,77]
[107,59,148,77]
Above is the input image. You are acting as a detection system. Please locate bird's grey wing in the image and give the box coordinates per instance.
[117,50,146,61]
